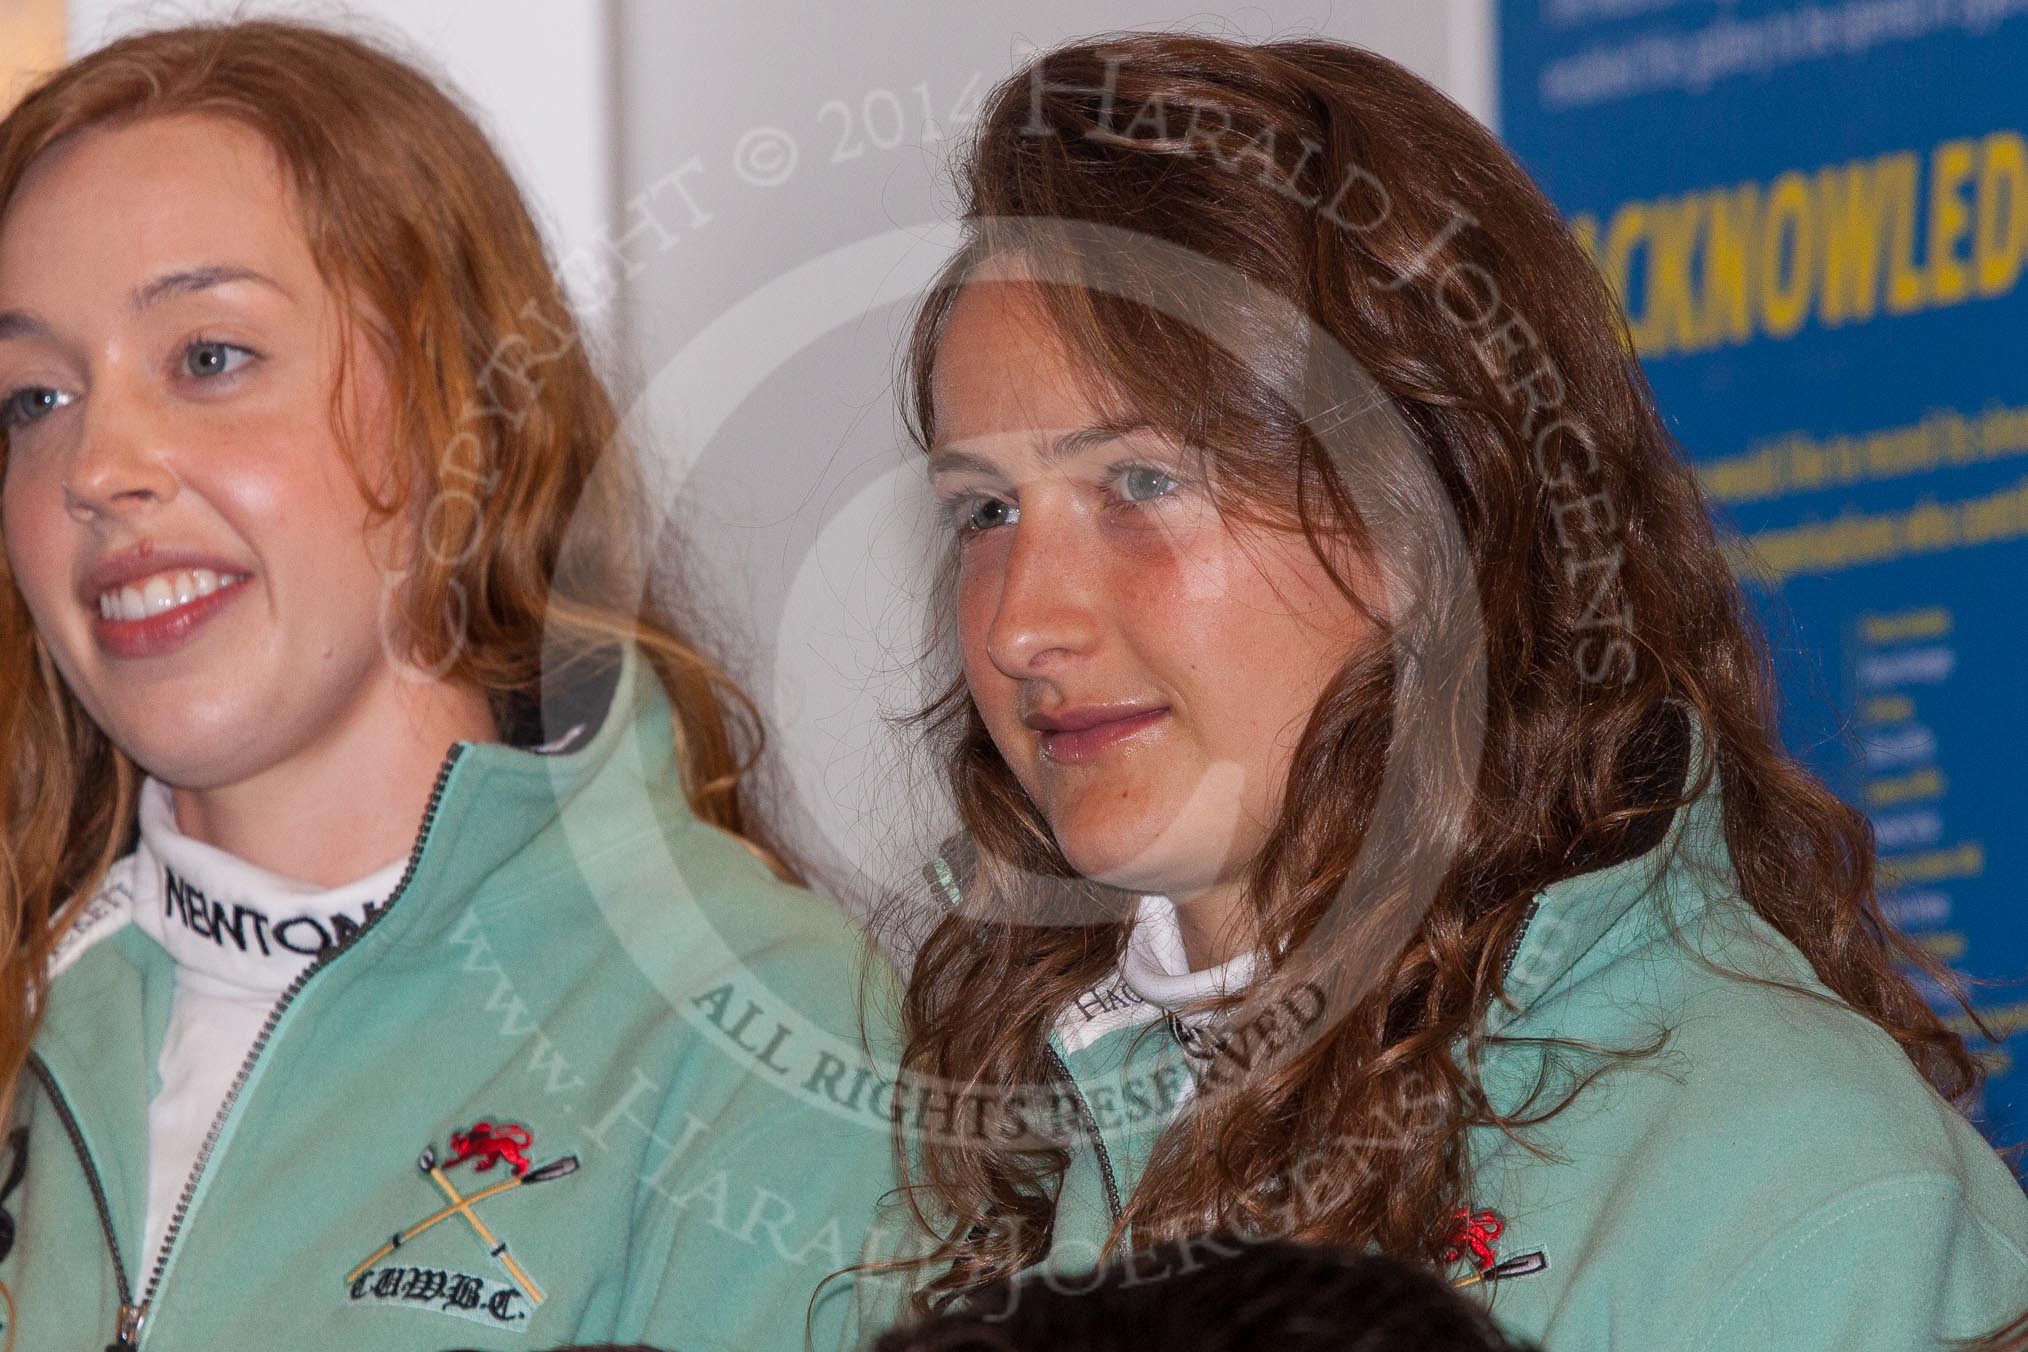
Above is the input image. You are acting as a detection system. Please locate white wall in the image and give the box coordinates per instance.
[66,0,615,320]
[606,1,1496,909]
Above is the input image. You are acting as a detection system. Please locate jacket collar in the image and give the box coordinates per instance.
[929,719,1732,1051]
[34,641,681,1070]
[339,642,682,951]
[1483,732,1730,1038]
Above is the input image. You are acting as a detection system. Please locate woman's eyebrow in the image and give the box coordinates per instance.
[1052,422,1150,459]
[0,268,294,341]
[0,309,49,342]
[927,424,1153,478]
[131,263,292,312]
[926,448,1004,479]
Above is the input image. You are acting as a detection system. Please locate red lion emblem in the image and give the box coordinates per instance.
[1444,1207,1505,1271]
[448,1121,534,1177]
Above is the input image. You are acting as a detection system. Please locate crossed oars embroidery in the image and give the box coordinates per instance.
[346,1122,580,1306]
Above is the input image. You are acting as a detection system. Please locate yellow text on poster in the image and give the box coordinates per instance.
[1576,129,2028,357]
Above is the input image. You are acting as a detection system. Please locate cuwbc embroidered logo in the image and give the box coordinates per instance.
[345,1121,580,1329]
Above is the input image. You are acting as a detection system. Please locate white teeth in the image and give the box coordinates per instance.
[97,568,242,622]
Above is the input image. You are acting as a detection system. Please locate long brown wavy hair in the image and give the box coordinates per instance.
[893,33,1986,1308]
[0,22,787,1107]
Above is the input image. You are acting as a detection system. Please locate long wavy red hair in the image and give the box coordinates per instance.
[892,32,1987,1310]
[0,21,787,1108]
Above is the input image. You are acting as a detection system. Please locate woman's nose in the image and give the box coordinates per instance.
[59,394,178,522]
[983,503,1104,678]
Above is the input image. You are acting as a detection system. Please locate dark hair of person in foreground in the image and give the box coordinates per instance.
[872,1236,1538,1352]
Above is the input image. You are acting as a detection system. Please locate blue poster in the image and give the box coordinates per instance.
[1500,0,2028,1162]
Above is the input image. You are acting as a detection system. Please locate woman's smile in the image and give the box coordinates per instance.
[1025,703,1171,764]
[82,544,253,660]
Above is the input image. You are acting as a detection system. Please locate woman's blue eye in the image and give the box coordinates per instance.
[962,496,1018,534]
[1118,465,1180,502]
[0,387,72,430]
[184,341,254,379]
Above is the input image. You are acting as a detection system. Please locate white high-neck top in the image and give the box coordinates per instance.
[123,777,406,1273]
[1119,893,1259,1011]
[1055,895,1261,1058]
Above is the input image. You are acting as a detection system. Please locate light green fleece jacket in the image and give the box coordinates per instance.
[2,646,901,1351]
[977,771,2028,1350]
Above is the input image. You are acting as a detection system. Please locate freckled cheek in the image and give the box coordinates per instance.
[1178,576,1329,754]
[1123,514,1244,607]
[2,468,74,626]
[1100,535,1238,684]
[198,420,348,558]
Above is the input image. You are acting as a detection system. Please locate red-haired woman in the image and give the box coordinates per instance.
[0,21,894,1351]
[890,33,2028,1351]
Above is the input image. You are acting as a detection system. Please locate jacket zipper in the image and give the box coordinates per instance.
[1041,1041,1124,1225]
[22,1055,138,1351]
[41,743,467,1349]
[1499,897,1541,985]
[1037,899,1544,1233]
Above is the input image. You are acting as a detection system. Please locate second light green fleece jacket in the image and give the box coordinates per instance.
[965,772,2028,1350]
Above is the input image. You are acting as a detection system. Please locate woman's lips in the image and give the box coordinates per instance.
[1040,708,1169,764]
[93,574,247,660]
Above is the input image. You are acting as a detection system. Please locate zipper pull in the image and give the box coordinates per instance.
[107,1299,147,1350]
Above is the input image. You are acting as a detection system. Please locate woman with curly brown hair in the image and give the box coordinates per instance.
[888,32,2028,1351]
